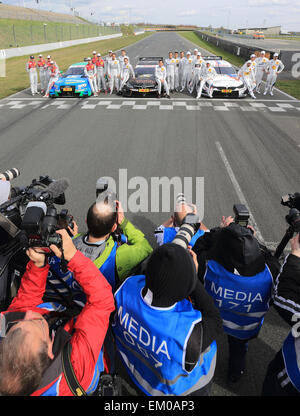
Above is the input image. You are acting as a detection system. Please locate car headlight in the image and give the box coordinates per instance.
[77,83,87,90]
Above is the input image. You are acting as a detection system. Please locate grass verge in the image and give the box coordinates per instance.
[0,32,150,100]
[178,31,300,100]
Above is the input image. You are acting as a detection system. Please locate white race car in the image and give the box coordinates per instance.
[201,56,246,98]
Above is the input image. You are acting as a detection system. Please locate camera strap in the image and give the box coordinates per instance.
[62,341,87,396]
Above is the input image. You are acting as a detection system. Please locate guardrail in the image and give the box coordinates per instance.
[194,30,299,72]
[2,32,123,59]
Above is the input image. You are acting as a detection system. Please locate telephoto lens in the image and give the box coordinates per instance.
[0,168,20,181]
[172,213,200,249]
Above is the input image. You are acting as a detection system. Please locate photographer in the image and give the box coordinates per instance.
[154,195,208,247]
[112,243,223,396]
[262,234,300,396]
[42,198,153,311]
[193,215,280,383]
[0,229,114,396]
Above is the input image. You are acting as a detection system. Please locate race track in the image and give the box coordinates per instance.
[1,31,299,396]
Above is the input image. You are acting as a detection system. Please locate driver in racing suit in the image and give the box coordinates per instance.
[190,52,204,95]
[255,51,269,94]
[264,53,285,96]
[107,53,121,94]
[174,51,180,91]
[155,59,170,98]
[118,57,135,93]
[84,58,98,96]
[196,61,217,99]
[238,60,257,99]
[180,51,193,92]
[165,52,176,93]
[95,53,107,94]
[44,61,60,98]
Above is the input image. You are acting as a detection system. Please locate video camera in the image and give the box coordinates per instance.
[275,192,300,259]
[0,170,71,310]
[233,204,250,227]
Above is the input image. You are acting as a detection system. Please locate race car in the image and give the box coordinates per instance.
[200,56,246,98]
[121,57,162,97]
[49,62,93,98]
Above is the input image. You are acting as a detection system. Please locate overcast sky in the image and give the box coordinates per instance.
[4,0,300,31]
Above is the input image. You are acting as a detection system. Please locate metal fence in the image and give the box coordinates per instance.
[0,21,121,49]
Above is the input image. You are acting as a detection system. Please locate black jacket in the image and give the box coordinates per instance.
[193,224,281,284]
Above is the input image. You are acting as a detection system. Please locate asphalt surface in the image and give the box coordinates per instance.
[1,31,300,396]
[219,33,300,51]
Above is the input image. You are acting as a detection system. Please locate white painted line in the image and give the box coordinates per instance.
[160,105,173,110]
[8,104,26,109]
[186,105,201,110]
[276,103,295,108]
[107,105,122,109]
[216,141,265,244]
[240,107,257,111]
[173,102,187,106]
[81,105,97,109]
[214,106,230,111]
[147,101,161,106]
[97,101,112,105]
[56,104,72,109]
[121,101,136,106]
[268,107,286,112]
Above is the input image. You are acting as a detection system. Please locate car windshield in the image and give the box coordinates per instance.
[134,66,155,78]
[63,66,85,77]
[215,66,236,75]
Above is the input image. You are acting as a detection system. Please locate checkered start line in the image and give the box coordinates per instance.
[1,99,300,112]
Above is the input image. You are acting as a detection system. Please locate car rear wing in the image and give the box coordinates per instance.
[139,57,164,62]
[203,56,223,60]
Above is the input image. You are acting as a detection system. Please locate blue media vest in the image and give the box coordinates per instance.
[282,332,300,392]
[112,275,217,396]
[163,227,205,247]
[204,260,273,339]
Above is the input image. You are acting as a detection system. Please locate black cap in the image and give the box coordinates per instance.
[30,55,34,59]
[145,243,197,307]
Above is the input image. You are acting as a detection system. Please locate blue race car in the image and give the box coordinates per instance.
[50,62,93,97]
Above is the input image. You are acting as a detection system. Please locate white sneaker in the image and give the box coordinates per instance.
[270,91,274,96]
[263,91,267,95]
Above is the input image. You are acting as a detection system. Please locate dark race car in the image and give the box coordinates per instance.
[121,57,163,97]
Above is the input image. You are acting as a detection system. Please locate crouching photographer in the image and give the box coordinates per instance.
[192,204,281,383]
[0,229,114,396]
[112,213,223,396]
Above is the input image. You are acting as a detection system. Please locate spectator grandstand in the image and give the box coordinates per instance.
[0,3,87,24]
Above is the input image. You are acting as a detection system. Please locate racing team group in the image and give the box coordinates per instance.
[25,47,285,99]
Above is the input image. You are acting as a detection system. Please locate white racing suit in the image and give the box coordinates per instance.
[180,57,193,92]
[95,59,106,92]
[37,59,47,92]
[119,63,135,91]
[190,58,204,94]
[84,63,98,95]
[107,59,121,94]
[155,65,170,96]
[197,66,217,98]
[165,58,176,92]
[118,55,130,69]
[238,65,256,98]
[264,59,285,95]
[255,56,269,93]
[174,57,180,91]
[26,60,38,95]
[45,64,59,97]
